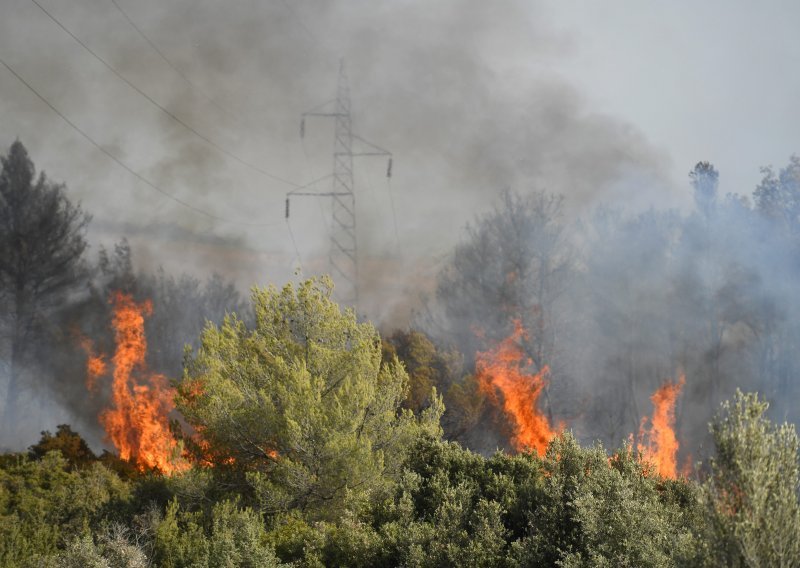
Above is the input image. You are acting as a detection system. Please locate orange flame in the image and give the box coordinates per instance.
[476,320,557,455]
[637,373,685,479]
[90,293,188,474]
[78,335,107,392]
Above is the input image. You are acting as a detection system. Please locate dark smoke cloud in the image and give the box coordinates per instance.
[0,0,673,298]
[0,0,708,449]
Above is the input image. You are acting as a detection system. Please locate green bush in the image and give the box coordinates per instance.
[704,390,800,567]
[151,498,283,568]
[176,278,444,520]
[511,433,705,567]
[0,452,129,567]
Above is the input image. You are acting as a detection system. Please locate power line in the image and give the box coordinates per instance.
[0,55,282,228]
[278,0,325,52]
[27,0,301,189]
[107,0,244,127]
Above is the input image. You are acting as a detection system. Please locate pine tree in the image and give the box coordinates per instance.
[0,140,90,435]
[176,277,443,519]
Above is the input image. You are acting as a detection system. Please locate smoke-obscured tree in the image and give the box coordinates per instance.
[436,190,574,367]
[704,391,800,567]
[577,164,789,451]
[26,239,249,447]
[750,156,800,411]
[143,269,247,378]
[577,207,681,443]
[433,190,575,448]
[690,161,720,220]
[176,277,443,519]
[0,140,90,435]
[84,240,246,378]
[676,170,787,421]
[754,155,800,236]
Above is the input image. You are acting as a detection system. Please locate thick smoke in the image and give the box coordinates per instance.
[0,1,795,458]
[0,0,673,312]
[428,159,800,462]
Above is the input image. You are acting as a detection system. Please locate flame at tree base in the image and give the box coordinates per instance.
[636,373,685,479]
[86,292,188,474]
[476,320,557,455]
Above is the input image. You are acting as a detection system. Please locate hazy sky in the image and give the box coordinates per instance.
[0,0,797,319]
[548,1,800,198]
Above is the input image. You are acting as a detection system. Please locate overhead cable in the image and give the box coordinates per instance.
[0,55,282,228]
[28,0,301,189]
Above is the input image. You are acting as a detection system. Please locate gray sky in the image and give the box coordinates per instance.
[0,0,797,320]
[548,0,800,198]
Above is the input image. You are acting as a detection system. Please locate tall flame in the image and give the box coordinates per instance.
[90,292,187,474]
[637,373,685,479]
[476,320,556,455]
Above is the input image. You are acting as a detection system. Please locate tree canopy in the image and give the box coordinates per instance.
[176,277,443,518]
[0,140,90,434]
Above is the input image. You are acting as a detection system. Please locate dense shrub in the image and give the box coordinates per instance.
[0,452,130,567]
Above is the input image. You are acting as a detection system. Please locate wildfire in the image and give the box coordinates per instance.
[476,320,557,455]
[87,292,188,474]
[78,336,107,392]
[636,373,685,479]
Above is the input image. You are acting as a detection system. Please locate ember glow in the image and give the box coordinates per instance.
[637,373,686,479]
[90,293,188,474]
[476,320,557,455]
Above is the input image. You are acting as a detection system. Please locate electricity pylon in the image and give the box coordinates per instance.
[287,60,392,310]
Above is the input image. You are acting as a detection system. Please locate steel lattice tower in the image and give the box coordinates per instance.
[289,60,392,310]
[329,62,357,305]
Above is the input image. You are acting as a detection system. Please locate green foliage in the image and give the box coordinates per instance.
[382,330,490,444]
[512,433,704,567]
[50,528,148,568]
[0,452,129,567]
[262,434,706,567]
[176,277,443,519]
[704,390,800,567]
[28,425,97,468]
[152,499,283,568]
[382,329,462,413]
[377,438,514,567]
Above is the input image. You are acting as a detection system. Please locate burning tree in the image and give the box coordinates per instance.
[83,292,188,474]
[636,373,685,479]
[475,320,557,455]
[433,189,575,450]
[436,189,574,375]
[176,277,443,518]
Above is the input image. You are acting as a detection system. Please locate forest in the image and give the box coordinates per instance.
[2,139,800,567]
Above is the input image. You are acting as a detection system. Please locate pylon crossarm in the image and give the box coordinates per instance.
[289,191,350,197]
[352,134,391,156]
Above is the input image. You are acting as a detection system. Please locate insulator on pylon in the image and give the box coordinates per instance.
[386,157,393,178]
[285,197,290,219]
[300,117,305,139]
